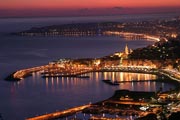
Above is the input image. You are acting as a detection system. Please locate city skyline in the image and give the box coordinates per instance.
[0,0,180,17]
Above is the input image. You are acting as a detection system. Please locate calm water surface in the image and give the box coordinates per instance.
[0,14,178,120]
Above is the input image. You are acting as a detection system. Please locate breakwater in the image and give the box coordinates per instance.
[27,105,91,120]
[6,64,180,84]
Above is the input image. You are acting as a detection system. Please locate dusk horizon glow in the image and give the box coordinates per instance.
[1,0,180,9]
[0,0,180,17]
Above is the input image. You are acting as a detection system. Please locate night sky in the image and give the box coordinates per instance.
[0,0,180,17]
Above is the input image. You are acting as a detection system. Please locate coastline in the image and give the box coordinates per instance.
[3,16,180,119]
[26,86,180,120]
[26,90,156,120]
[103,31,160,42]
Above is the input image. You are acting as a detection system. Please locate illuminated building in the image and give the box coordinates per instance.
[125,44,129,55]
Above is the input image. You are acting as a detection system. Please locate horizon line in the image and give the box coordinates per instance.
[0,10,180,19]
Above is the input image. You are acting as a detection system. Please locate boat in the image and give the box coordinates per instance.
[113,80,119,85]
[102,79,119,85]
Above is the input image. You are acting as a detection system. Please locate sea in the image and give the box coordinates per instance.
[0,13,179,120]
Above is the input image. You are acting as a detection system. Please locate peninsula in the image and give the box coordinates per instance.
[15,16,180,40]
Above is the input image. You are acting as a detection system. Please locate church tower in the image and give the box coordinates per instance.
[125,44,129,55]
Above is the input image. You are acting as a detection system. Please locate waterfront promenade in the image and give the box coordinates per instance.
[103,31,160,41]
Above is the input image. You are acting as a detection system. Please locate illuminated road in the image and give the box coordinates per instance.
[26,105,91,120]
[100,66,157,74]
[159,69,180,82]
[103,31,160,41]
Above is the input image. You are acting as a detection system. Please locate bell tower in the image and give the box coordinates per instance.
[125,44,129,55]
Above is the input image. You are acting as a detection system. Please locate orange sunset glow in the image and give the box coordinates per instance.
[1,0,180,9]
[0,0,180,17]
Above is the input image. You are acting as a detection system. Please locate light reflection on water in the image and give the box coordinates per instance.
[98,72,157,82]
[13,72,171,95]
[7,72,174,120]
[32,72,169,94]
